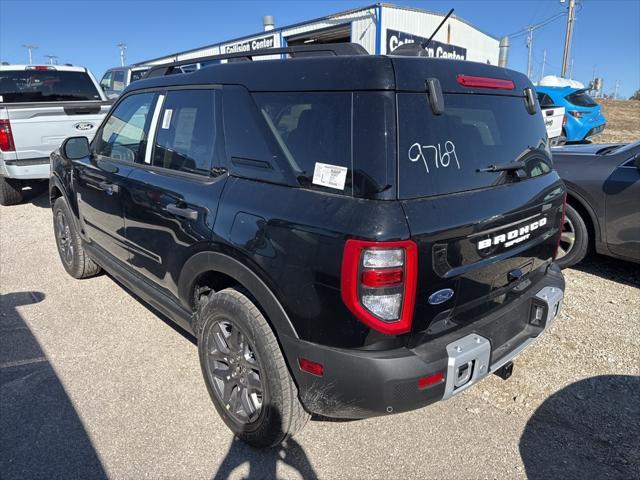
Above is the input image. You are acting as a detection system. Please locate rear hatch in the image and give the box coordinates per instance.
[0,67,110,160]
[391,58,565,340]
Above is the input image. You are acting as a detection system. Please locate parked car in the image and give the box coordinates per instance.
[552,141,640,268]
[0,64,110,205]
[536,86,606,143]
[50,44,566,448]
[540,104,566,146]
[99,65,151,99]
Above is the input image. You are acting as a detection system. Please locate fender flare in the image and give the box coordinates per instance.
[178,251,299,339]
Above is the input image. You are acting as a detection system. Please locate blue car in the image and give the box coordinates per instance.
[536,86,606,142]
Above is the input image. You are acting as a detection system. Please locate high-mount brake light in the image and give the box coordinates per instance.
[457,74,515,90]
[341,239,418,335]
[553,193,568,260]
[26,65,55,71]
[0,119,16,152]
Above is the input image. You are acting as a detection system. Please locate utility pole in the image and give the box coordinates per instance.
[526,26,534,79]
[614,80,620,100]
[22,44,38,64]
[116,42,127,67]
[539,49,547,82]
[561,0,576,77]
[45,54,58,65]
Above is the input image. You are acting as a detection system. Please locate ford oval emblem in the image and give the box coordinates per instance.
[428,288,454,305]
[74,122,94,131]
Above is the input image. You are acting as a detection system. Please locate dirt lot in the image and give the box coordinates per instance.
[1,188,638,480]
[593,99,640,144]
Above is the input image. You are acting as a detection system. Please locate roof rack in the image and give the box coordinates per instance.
[145,43,369,78]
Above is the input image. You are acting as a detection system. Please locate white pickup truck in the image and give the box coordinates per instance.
[0,64,111,205]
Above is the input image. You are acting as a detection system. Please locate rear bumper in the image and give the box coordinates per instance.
[281,263,564,419]
[0,157,50,180]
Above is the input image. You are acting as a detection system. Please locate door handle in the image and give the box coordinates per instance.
[166,203,198,220]
[98,181,119,195]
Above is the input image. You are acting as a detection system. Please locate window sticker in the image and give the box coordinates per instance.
[312,162,348,190]
[161,109,173,129]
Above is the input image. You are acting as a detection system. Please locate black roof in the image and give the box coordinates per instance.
[127,51,532,95]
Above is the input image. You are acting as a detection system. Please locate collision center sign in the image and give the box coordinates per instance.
[386,29,467,60]
[221,34,276,54]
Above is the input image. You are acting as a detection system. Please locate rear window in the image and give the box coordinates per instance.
[537,92,555,107]
[0,69,102,102]
[398,93,551,199]
[565,90,597,107]
[130,69,148,82]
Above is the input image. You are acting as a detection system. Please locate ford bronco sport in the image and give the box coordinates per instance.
[49,44,566,447]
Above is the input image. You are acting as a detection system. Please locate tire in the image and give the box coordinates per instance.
[197,288,309,448]
[52,197,101,278]
[555,203,589,269]
[0,176,23,206]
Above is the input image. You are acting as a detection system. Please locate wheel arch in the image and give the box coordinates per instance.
[565,187,600,247]
[179,251,299,340]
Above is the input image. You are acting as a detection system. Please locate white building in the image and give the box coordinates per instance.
[138,3,501,66]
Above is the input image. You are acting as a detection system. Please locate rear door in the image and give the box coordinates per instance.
[123,88,227,299]
[396,87,564,337]
[74,91,156,262]
[1,67,108,160]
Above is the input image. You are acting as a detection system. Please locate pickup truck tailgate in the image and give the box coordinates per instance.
[542,106,565,140]
[5,102,110,160]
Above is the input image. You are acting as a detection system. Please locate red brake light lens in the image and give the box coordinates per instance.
[457,74,515,90]
[26,65,55,71]
[0,119,15,152]
[418,372,445,389]
[341,239,418,335]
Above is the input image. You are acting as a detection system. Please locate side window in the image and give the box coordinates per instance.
[151,89,216,175]
[253,92,352,191]
[112,70,126,92]
[95,92,155,162]
[537,93,554,107]
[100,71,112,90]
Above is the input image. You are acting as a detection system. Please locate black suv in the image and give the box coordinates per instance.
[50,44,565,447]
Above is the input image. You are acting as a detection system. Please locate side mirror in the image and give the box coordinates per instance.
[61,136,90,160]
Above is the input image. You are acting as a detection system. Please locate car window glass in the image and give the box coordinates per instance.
[254,92,352,192]
[152,89,216,175]
[0,70,102,102]
[130,69,147,82]
[95,92,155,162]
[537,93,554,107]
[566,91,597,107]
[100,71,112,89]
[112,70,126,92]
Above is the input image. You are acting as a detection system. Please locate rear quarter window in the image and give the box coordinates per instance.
[253,92,352,194]
[398,93,551,199]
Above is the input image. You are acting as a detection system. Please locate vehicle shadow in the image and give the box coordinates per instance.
[212,408,317,480]
[519,375,640,480]
[18,181,49,208]
[0,291,107,480]
[569,253,639,287]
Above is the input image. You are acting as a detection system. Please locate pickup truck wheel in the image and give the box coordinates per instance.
[0,177,23,206]
[555,203,589,269]
[52,197,101,278]
[197,288,309,448]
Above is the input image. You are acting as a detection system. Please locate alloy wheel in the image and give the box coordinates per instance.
[55,210,74,265]
[556,215,576,259]
[204,320,263,424]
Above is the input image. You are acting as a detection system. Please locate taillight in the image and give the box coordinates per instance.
[0,119,15,152]
[341,239,418,335]
[553,193,567,260]
[457,74,515,90]
[563,115,567,127]
[25,65,55,71]
[568,111,584,118]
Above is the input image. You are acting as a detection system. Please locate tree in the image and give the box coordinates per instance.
[631,89,640,101]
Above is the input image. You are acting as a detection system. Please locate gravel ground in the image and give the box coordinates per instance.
[1,188,639,480]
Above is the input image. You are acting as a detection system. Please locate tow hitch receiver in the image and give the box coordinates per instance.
[494,361,514,380]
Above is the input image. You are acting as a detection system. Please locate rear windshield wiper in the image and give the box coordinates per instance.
[477,161,527,178]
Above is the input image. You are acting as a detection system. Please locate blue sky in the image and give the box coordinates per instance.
[1,0,638,98]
